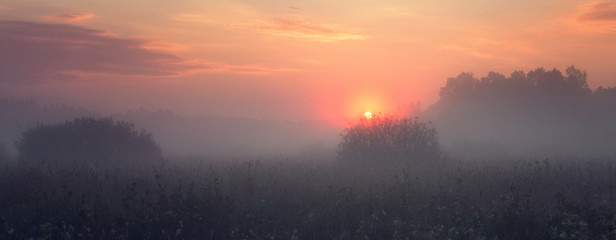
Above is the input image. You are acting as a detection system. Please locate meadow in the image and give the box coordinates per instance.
[2,155,616,240]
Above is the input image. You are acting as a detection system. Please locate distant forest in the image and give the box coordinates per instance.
[424,66,616,157]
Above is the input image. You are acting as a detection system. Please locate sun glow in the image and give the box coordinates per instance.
[364,111,373,119]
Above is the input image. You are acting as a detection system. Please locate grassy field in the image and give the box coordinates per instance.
[1,156,616,239]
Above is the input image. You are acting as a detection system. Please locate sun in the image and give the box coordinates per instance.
[364,111,373,119]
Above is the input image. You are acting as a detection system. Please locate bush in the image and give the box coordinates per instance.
[17,117,162,167]
[338,114,441,162]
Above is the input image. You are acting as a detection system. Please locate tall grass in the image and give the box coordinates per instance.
[1,156,616,239]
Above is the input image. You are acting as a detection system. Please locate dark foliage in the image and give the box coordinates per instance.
[338,114,441,162]
[0,98,98,154]
[17,117,162,167]
[426,66,616,156]
[2,157,616,239]
[438,66,592,102]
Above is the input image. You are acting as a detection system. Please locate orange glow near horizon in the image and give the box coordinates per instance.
[0,0,615,124]
[364,111,373,119]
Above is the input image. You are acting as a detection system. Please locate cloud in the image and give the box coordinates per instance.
[0,21,207,84]
[141,40,186,52]
[571,1,616,33]
[578,1,616,21]
[173,14,215,24]
[437,44,519,63]
[256,18,369,42]
[225,65,297,74]
[43,13,95,23]
[173,12,367,42]
[287,6,303,11]
[438,44,499,59]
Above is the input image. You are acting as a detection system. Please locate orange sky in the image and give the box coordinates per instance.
[1,0,615,126]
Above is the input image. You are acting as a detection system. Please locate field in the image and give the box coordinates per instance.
[2,156,616,239]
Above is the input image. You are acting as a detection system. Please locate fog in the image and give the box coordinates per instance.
[6,0,616,237]
[2,66,616,160]
[4,66,616,239]
[113,109,340,158]
[0,99,340,158]
[421,66,616,159]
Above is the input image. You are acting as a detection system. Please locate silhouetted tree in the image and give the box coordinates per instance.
[439,72,478,101]
[479,71,506,88]
[566,65,590,90]
[17,117,162,167]
[424,65,616,157]
[437,66,592,103]
[595,86,616,100]
[528,67,591,95]
[338,114,441,162]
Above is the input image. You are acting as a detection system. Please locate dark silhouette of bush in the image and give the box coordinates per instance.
[338,113,441,162]
[17,117,162,166]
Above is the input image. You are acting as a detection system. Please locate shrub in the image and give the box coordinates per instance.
[338,113,441,163]
[17,117,162,167]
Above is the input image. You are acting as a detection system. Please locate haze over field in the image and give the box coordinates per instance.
[1,1,616,159]
[4,1,616,239]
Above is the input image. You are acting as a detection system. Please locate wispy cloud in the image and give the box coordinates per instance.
[286,6,303,11]
[225,65,297,74]
[438,44,502,60]
[0,20,294,84]
[255,18,369,42]
[437,42,520,64]
[43,13,95,23]
[572,1,616,32]
[578,1,616,21]
[173,12,369,42]
[0,21,208,84]
[140,40,186,52]
[173,14,215,24]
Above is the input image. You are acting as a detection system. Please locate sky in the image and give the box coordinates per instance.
[1,0,615,125]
